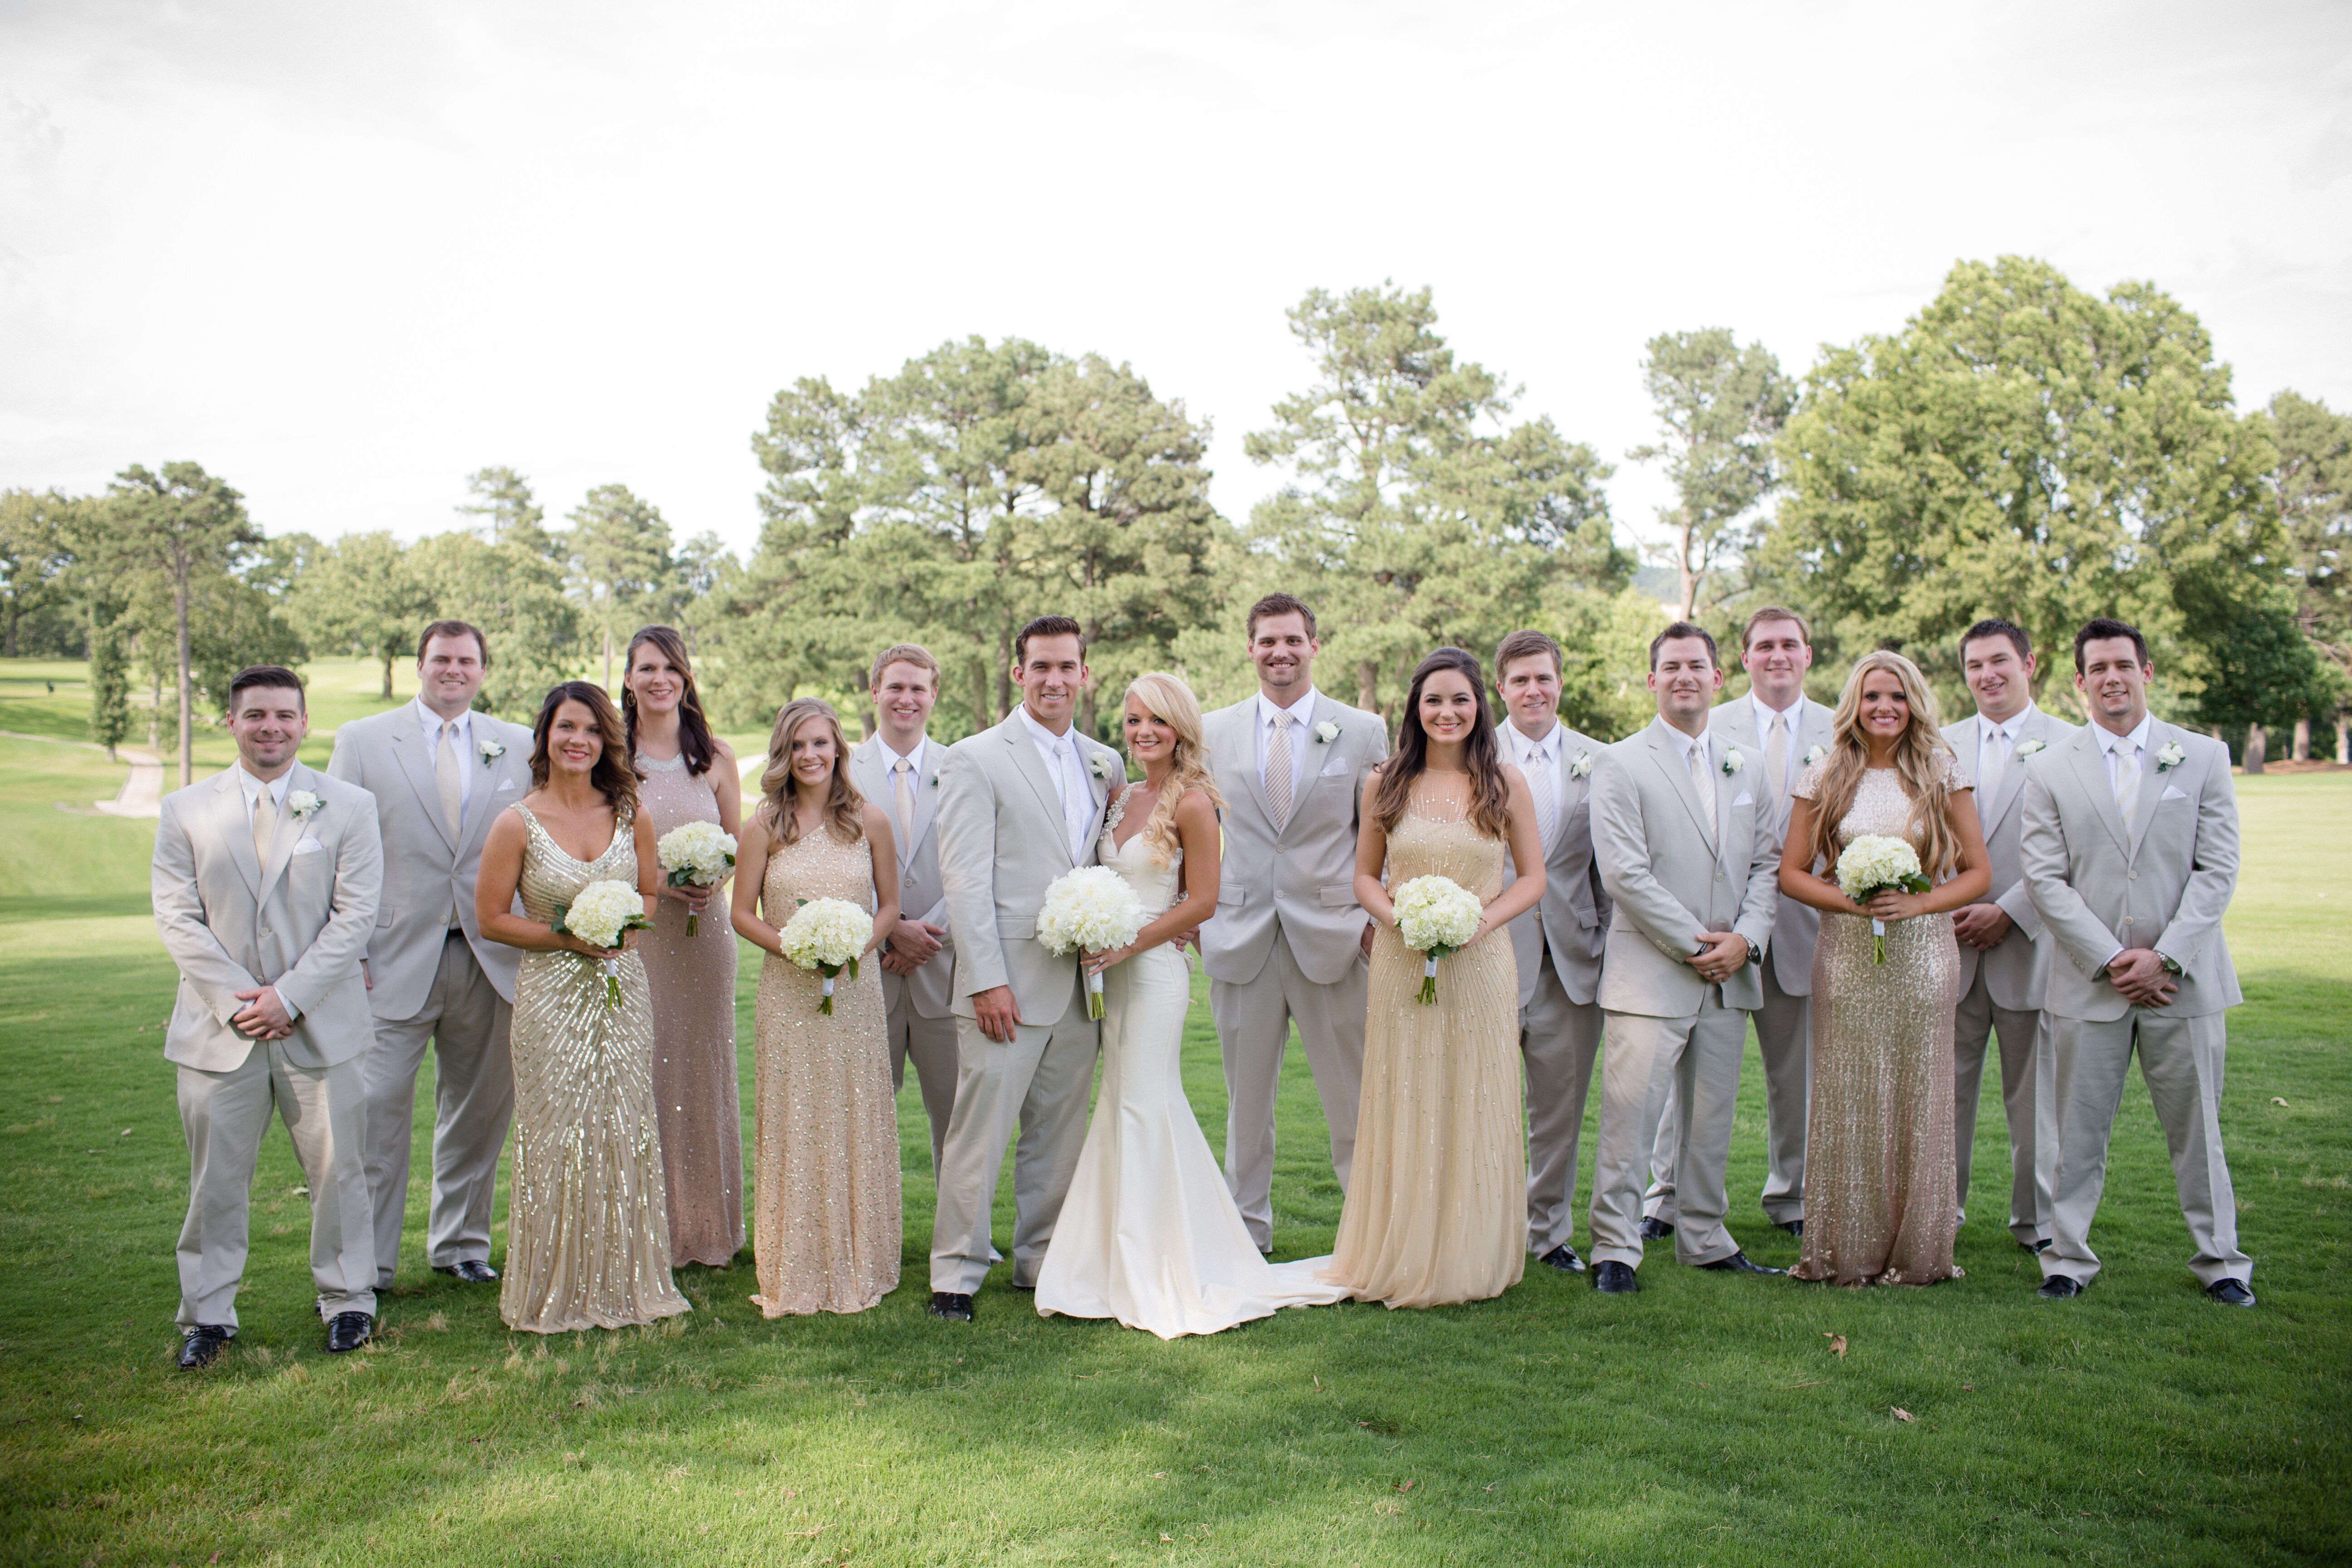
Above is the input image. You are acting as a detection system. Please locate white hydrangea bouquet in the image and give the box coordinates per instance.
[1834,833,1931,964]
[555,878,654,1009]
[656,820,737,936]
[1393,874,1484,1005]
[779,897,873,1015]
[1035,865,1148,1019]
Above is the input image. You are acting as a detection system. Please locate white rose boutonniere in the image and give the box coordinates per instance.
[1721,747,1745,777]
[1087,750,1116,783]
[1568,750,1593,780]
[2156,740,2185,773]
[478,735,505,767]
[286,790,322,821]
[1313,720,1341,745]
[1803,744,1828,767]
[2014,738,2046,759]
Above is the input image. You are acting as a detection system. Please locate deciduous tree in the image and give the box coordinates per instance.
[1628,329,1793,620]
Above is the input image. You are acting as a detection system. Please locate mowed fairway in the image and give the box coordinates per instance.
[0,663,2346,1566]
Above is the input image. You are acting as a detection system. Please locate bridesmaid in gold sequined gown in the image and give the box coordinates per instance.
[474,682,691,1333]
[1328,649,1549,1308]
[1778,652,1991,1287]
[730,698,903,1317]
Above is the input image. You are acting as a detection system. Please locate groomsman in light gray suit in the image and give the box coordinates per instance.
[1586,622,1784,1294]
[1944,617,2078,1251]
[2022,617,2254,1306]
[327,621,536,1290]
[1200,593,1389,1253]
[927,615,1120,1320]
[153,666,382,1367]
[851,642,958,1174]
[1491,630,1612,1274]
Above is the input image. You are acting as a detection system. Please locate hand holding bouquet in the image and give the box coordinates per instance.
[656,820,737,936]
[1035,866,1149,1019]
[1834,833,1931,963]
[555,879,654,1009]
[779,897,874,1014]
[1393,875,1484,1004]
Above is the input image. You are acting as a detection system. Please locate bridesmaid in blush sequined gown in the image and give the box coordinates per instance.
[1777,652,1992,1287]
[474,682,690,1333]
[730,699,903,1317]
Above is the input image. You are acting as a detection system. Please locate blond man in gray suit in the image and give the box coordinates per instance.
[327,621,536,1289]
[153,666,382,1367]
[851,643,958,1173]
[1491,630,1611,1274]
[1199,593,1389,1253]
[1585,623,1784,1293]
[2021,618,2253,1307]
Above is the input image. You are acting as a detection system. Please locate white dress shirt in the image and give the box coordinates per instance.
[882,734,930,779]
[1504,718,1563,843]
[415,698,475,813]
[1974,703,2037,800]
[2092,710,2157,974]
[235,763,300,1017]
[1750,690,1804,797]
[1254,686,1321,784]
[1016,704,1094,862]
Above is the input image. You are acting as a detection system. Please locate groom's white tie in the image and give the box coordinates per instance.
[1527,737,1557,846]
[891,755,916,847]
[251,786,276,867]
[1687,734,1719,850]
[1266,713,1296,832]
[2111,737,2144,834]
[436,720,465,925]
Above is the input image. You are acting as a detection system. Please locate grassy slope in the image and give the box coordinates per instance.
[0,664,2345,1566]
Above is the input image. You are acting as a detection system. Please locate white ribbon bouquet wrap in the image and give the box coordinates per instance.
[554,878,654,1009]
[1834,833,1931,964]
[779,897,873,1015]
[1034,866,1148,1020]
[1393,874,1483,1004]
[655,820,737,937]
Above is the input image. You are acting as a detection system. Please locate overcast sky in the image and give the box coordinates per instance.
[5,0,2348,561]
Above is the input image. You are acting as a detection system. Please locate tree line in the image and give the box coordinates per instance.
[4,255,2344,776]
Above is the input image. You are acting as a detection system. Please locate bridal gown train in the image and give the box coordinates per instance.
[1034,802,1351,1339]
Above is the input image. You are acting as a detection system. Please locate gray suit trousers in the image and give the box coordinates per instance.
[888,994,960,1177]
[1952,969,2053,1245]
[1645,963,1808,1225]
[1591,996,1748,1269]
[1520,951,1603,1254]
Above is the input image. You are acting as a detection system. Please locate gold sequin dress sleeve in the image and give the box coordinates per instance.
[1789,760,1964,1287]
[748,821,902,1316]
[499,804,692,1333]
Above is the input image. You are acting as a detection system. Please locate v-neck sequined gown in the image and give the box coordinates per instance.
[500,804,691,1333]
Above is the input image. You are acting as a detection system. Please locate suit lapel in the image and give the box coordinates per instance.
[1230,702,1276,834]
[909,740,941,865]
[1981,711,2037,835]
[455,730,511,867]
[2125,722,2169,864]
[1646,721,1717,850]
[1001,718,1075,867]
[217,770,262,897]
[2069,729,2132,858]
[1713,733,1740,854]
[255,763,315,906]
[392,716,460,856]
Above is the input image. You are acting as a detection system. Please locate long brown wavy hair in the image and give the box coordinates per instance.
[1120,672,1225,868]
[1805,651,1959,877]
[1369,648,1512,841]
[621,625,718,777]
[529,681,641,817]
[758,698,867,846]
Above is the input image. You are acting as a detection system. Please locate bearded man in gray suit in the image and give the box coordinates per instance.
[927,615,1121,1321]
[1199,593,1389,1253]
[326,621,537,1290]
[1491,630,1611,1274]
[153,666,382,1367]
[1944,617,2078,1251]
[2021,617,2253,1307]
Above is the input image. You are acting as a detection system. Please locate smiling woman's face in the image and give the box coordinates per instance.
[788,716,838,791]
[1418,668,1478,745]
[1857,671,1910,740]
[547,701,604,774]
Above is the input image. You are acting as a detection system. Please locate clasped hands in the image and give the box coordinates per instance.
[2106,946,2178,1007]
[879,920,946,976]
[1951,902,2013,950]
[1687,930,1749,984]
[231,985,295,1039]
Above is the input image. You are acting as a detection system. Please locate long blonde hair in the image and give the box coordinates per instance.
[1806,651,1959,877]
[1121,672,1224,867]
[758,698,866,846]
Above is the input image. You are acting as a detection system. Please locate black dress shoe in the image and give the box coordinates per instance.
[928,1292,975,1321]
[1700,1250,1785,1275]
[1538,1245,1586,1274]
[178,1324,230,1370]
[1775,1219,1804,1239]
[2205,1278,2256,1308]
[2038,1274,2084,1299]
[1592,1260,1639,1294]
[1638,1217,1675,1243]
[434,1260,499,1283]
[2023,1238,2053,1255]
[324,1312,374,1353]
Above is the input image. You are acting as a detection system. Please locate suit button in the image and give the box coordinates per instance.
[2128,871,2137,881]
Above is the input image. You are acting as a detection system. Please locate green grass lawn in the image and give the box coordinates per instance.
[0,663,2346,1566]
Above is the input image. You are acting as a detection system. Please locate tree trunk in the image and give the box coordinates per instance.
[147,667,161,750]
[603,625,613,691]
[175,565,193,789]
[1678,514,1700,621]
[2337,713,2350,765]
[2243,723,2266,774]
[1357,659,1379,717]
[380,650,395,701]
[2293,715,2311,761]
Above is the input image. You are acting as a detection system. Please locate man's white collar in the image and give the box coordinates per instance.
[2097,711,2155,754]
[1982,703,2036,739]
[1509,718,1561,758]
[1017,704,1074,748]
[415,697,473,735]
[237,764,292,803]
[1752,690,1803,725]
[1258,686,1318,726]
[881,733,927,770]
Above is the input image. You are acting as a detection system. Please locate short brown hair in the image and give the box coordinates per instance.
[870,642,941,691]
[1741,606,1810,650]
[1245,593,1317,641]
[417,619,490,665]
[1649,621,1720,670]
[227,664,305,712]
[1960,617,2032,664]
[1013,615,1084,666]
[1493,629,1563,684]
[2074,617,2150,672]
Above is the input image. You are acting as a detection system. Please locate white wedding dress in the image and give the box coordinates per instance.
[1034,797,1350,1339]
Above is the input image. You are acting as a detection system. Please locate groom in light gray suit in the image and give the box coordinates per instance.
[2021,617,2253,1306]
[327,621,536,1289]
[1585,623,1784,1293]
[1200,593,1389,1253]
[927,615,1120,1320]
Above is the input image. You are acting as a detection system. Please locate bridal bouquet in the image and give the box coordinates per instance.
[779,897,872,1015]
[1393,874,1483,1005]
[656,820,737,936]
[1835,833,1931,964]
[1035,866,1148,1019]
[555,879,653,1009]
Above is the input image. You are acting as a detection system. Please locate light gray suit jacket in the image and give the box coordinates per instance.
[1710,693,1836,996]
[1942,704,2079,1009]
[2020,719,2242,1022]
[152,764,382,1073]
[935,713,1119,1026]
[1198,692,1389,988]
[1498,721,1611,1009]
[851,734,953,1020]
[327,705,536,1018]
[1589,716,1781,1019]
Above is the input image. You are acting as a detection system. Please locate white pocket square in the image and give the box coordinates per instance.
[1731,791,1753,807]
[2160,784,2189,803]
[291,838,326,856]
[1318,757,1351,778]
[498,778,520,792]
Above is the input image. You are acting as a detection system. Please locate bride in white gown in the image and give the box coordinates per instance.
[1035,673,1350,1339]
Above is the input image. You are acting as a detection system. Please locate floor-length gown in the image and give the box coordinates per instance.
[749,820,901,1316]
[635,751,744,1268]
[1790,760,1965,1287]
[500,804,692,1333]
[1326,806,1525,1308]
[1035,798,1351,1338]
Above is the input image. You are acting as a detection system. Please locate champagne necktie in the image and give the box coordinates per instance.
[1979,724,2009,804]
[1528,742,1557,846]
[2113,741,2143,833]
[1689,738,1719,848]
[1266,715,1295,831]
[892,756,916,846]
[436,721,464,839]
[251,788,276,867]
[1765,711,1788,801]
